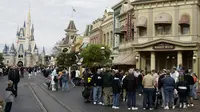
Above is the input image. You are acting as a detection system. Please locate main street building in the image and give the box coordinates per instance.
[112,0,200,75]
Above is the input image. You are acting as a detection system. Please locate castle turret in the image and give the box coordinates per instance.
[9,43,16,66]
[26,8,31,37]
[30,24,34,41]
[41,47,45,65]
[26,43,32,67]
[3,44,9,55]
[33,44,39,65]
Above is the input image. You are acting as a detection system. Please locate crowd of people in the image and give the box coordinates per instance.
[42,67,81,92]
[81,65,199,111]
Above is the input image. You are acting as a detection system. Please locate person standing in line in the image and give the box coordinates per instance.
[123,69,138,110]
[4,80,16,112]
[142,71,155,110]
[122,72,128,102]
[192,73,198,100]
[102,68,113,106]
[112,70,121,109]
[184,70,195,107]
[137,70,144,96]
[162,71,176,110]
[158,69,167,107]
[176,76,189,108]
[8,66,20,97]
[92,69,103,105]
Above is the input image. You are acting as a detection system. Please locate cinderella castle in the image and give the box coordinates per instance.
[2,9,45,67]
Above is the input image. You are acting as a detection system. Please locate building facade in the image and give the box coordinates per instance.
[112,0,136,67]
[2,10,45,67]
[131,0,200,75]
[59,20,78,53]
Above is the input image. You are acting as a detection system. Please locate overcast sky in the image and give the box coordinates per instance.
[0,0,121,54]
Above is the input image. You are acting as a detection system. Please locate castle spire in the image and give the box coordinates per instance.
[26,5,31,37]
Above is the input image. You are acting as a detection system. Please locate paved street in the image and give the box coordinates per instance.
[1,73,200,112]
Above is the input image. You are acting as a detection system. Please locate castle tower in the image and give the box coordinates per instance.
[65,20,78,45]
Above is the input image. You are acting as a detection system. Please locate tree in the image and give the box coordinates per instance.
[80,44,111,67]
[51,41,62,57]
[56,52,76,70]
[0,53,4,67]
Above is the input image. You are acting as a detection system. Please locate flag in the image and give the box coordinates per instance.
[72,7,76,12]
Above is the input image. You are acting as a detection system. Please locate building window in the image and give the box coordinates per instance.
[120,34,124,44]
[139,27,147,36]
[181,25,189,35]
[107,33,109,46]
[104,34,106,45]
[110,31,113,47]
[155,24,171,36]
[7,60,9,64]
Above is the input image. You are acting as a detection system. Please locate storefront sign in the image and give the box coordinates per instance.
[126,11,132,40]
[153,43,175,49]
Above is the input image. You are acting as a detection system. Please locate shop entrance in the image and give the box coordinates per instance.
[155,51,177,71]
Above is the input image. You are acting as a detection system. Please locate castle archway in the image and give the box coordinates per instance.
[17,61,23,67]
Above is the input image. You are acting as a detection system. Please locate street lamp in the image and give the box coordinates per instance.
[101,46,105,50]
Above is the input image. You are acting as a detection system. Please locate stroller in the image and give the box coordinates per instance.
[45,76,52,90]
[153,90,162,109]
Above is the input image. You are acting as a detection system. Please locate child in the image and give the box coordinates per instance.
[4,80,16,112]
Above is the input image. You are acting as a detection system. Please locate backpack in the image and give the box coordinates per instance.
[82,87,90,99]
[5,91,14,102]
[62,74,68,82]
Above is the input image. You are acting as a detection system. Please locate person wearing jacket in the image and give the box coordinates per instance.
[8,66,20,97]
[4,80,16,112]
[176,76,189,108]
[158,69,167,107]
[162,72,175,110]
[102,68,113,106]
[123,69,138,110]
[92,69,103,105]
[60,71,69,92]
[142,72,155,110]
[112,71,121,109]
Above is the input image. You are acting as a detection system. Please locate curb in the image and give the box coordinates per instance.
[28,83,48,112]
[38,84,73,112]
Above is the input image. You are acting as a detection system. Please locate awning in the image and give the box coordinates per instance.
[154,12,172,24]
[179,14,190,25]
[112,52,136,65]
[112,53,130,65]
[122,54,136,65]
[137,16,147,28]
